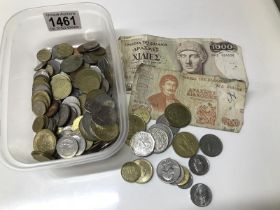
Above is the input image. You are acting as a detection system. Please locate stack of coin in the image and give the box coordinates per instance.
[31,41,119,161]
[121,159,153,184]
[156,158,192,189]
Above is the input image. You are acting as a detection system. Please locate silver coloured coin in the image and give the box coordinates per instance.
[189,154,210,176]
[101,78,110,93]
[63,96,81,107]
[130,131,155,157]
[156,158,182,184]
[33,69,50,80]
[173,164,185,185]
[69,133,86,156]
[190,183,212,207]
[56,136,79,158]
[68,103,81,117]
[150,123,173,146]
[156,114,180,135]
[147,125,169,153]
[34,62,47,71]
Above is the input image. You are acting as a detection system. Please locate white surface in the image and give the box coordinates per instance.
[0,0,280,209]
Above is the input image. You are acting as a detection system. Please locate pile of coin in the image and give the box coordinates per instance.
[121,159,153,184]
[31,41,119,161]
[127,103,191,157]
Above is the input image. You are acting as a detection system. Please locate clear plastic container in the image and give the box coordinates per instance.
[0,3,128,170]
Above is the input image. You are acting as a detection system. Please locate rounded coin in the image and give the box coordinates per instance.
[189,154,210,176]
[32,116,48,132]
[51,73,72,100]
[172,132,199,158]
[190,183,212,207]
[48,59,61,74]
[85,139,94,151]
[33,129,56,155]
[134,159,153,184]
[130,131,155,157]
[91,106,117,126]
[69,133,86,156]
[98,57,109,72]
[127,114,146,141]
[57,104,71,127]
[74,68,101,93]
[61,54,83,73]
[37,48,52,62]
[46,100,60,117]
[101,77,110,93]
[52,43,73,59]
[147,125,169,153]
[199,134,223,157]
[133,106,151,124]
[33,69,50,80]
[81,112,99,141]
[45,64,54,76]
[179,173,193,189]
[93,47,106,56]
[32,90,51,107]
[151,123,173,146]
[72,116,83,132]
[31,151,54,162]
[32,100,47,116]
[78,41,100,53]
[177,166,190,187]
[156,114,180,135]
[92,122,119,142]
[63,96,81,107]
[34,61,47,71]
[156,158,182,184]
[164,103,191,128]
[121,161,141,183]
[56,136,79,158]
[83,52,100,64]
[68,106,78,125]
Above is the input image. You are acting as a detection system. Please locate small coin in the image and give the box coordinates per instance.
[130,131,155,157]
[69,133,86,156]
[31,151,54,162]
[68,106,78,125]
[178,171,193,189]
[189,154,210,176]
[72,116,83,132]
[46,100,60,117]
[134,159,153,184]
[80,112,99,141]
[32,100,47,116]
[164,103,191,128]
[98,57,109,72]
[92,122,119,142]
[190,183,212,207]
[52,43,73,59]
[199,134,223,157]
[172,132,199,158]
[57,104,71,127]
[156,114,180,135]
[32,116,48,133]
[33,129,56,155]
[133,106,151,124]
[37,49,52,62]
[127,114,146,142]
[177,166,190,188]
[48,59,61,74]
[51,73,72,100]
[45,64,54,76]
[156,158,182,184]
[56,136,79,158]
[150,123,173,146]
[32,90,51,107]
[61,54,83,73]
[121,161,141,183]
[147,124,169,153]
[34,62,47,71]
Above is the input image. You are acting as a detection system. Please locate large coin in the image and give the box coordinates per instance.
[199,134,223,157]
[92,122,119,142]
[52,43,73,59]
[61,54,83,73]
[156,114,180,135]
[172,132,199,158]
[134,159,153,184]
[56,136,79,158]
[130,131,155,157]
[189,154,210,176]
[156,158,182,184]
[190,183,212,207]
[33,129,56,155]
[37,48,52,62]
[74,68,101,93]
[164,103,191,128]
[121,161,141,183]
[147,124,169,153]
[51,73,72,100]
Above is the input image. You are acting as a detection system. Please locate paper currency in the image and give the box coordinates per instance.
[129,65,246,132]
[118,34,248,92]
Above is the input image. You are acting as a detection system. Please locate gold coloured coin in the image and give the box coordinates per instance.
[172,132,199,158]
[121,161,141,183]
[33,129,57,155]
[177,166,190,187]
[53,43,73,59]
[31,151,54,162]
[74,68,101,93]
[51,74,72,100]
[134,159,153,184]
[72,116,83,132]
[92,122,119,142]
[37,48,52,62]
[133,106,151,124]
[127,114,146,144]
[32,116,48,133]
[164,103,191,128]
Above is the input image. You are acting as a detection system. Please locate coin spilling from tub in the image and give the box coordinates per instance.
[31,41,119,160]
[121,103,223,207]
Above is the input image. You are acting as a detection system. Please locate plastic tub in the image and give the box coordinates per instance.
[0,3,128,170]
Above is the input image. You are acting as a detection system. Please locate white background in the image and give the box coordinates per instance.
[0,0,280,209]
